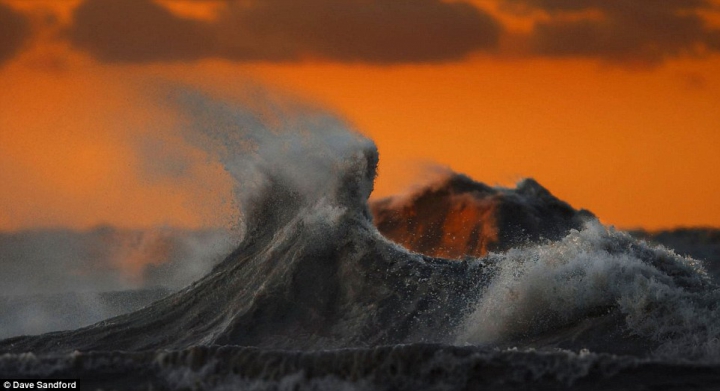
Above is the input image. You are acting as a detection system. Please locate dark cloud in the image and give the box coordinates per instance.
[68,0,501,64]
[215,0,500,62]
[0,2,31,65]
[507,0,720,64]
[68,0,215,62]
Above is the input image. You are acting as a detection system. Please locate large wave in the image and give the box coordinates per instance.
[2,87,720,389]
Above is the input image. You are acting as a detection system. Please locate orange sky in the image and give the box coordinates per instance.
[1,0,720,230]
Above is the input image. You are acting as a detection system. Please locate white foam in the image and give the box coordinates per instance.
[458,221,720,361]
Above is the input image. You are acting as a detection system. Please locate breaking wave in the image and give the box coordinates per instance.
[458,222,720,360]
[1,86,720,389]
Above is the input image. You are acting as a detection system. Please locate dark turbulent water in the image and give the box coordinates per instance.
[3,345,720,391]
[2,92,720,390]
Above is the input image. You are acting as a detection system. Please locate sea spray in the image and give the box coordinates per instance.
[458,221,720,361]
[166,85,376,240]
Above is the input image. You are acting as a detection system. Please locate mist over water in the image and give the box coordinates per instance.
[2,84,720,389]
[0,227,234,338]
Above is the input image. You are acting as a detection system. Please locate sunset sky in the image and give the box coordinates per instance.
[1,0,720,231]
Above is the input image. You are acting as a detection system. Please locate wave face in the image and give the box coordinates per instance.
[2,89,720,389]
[371,174,594,259]
[0,144,490,352]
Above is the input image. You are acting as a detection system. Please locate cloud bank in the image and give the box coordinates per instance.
[67,0,501,63]
[3,0,720,68]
